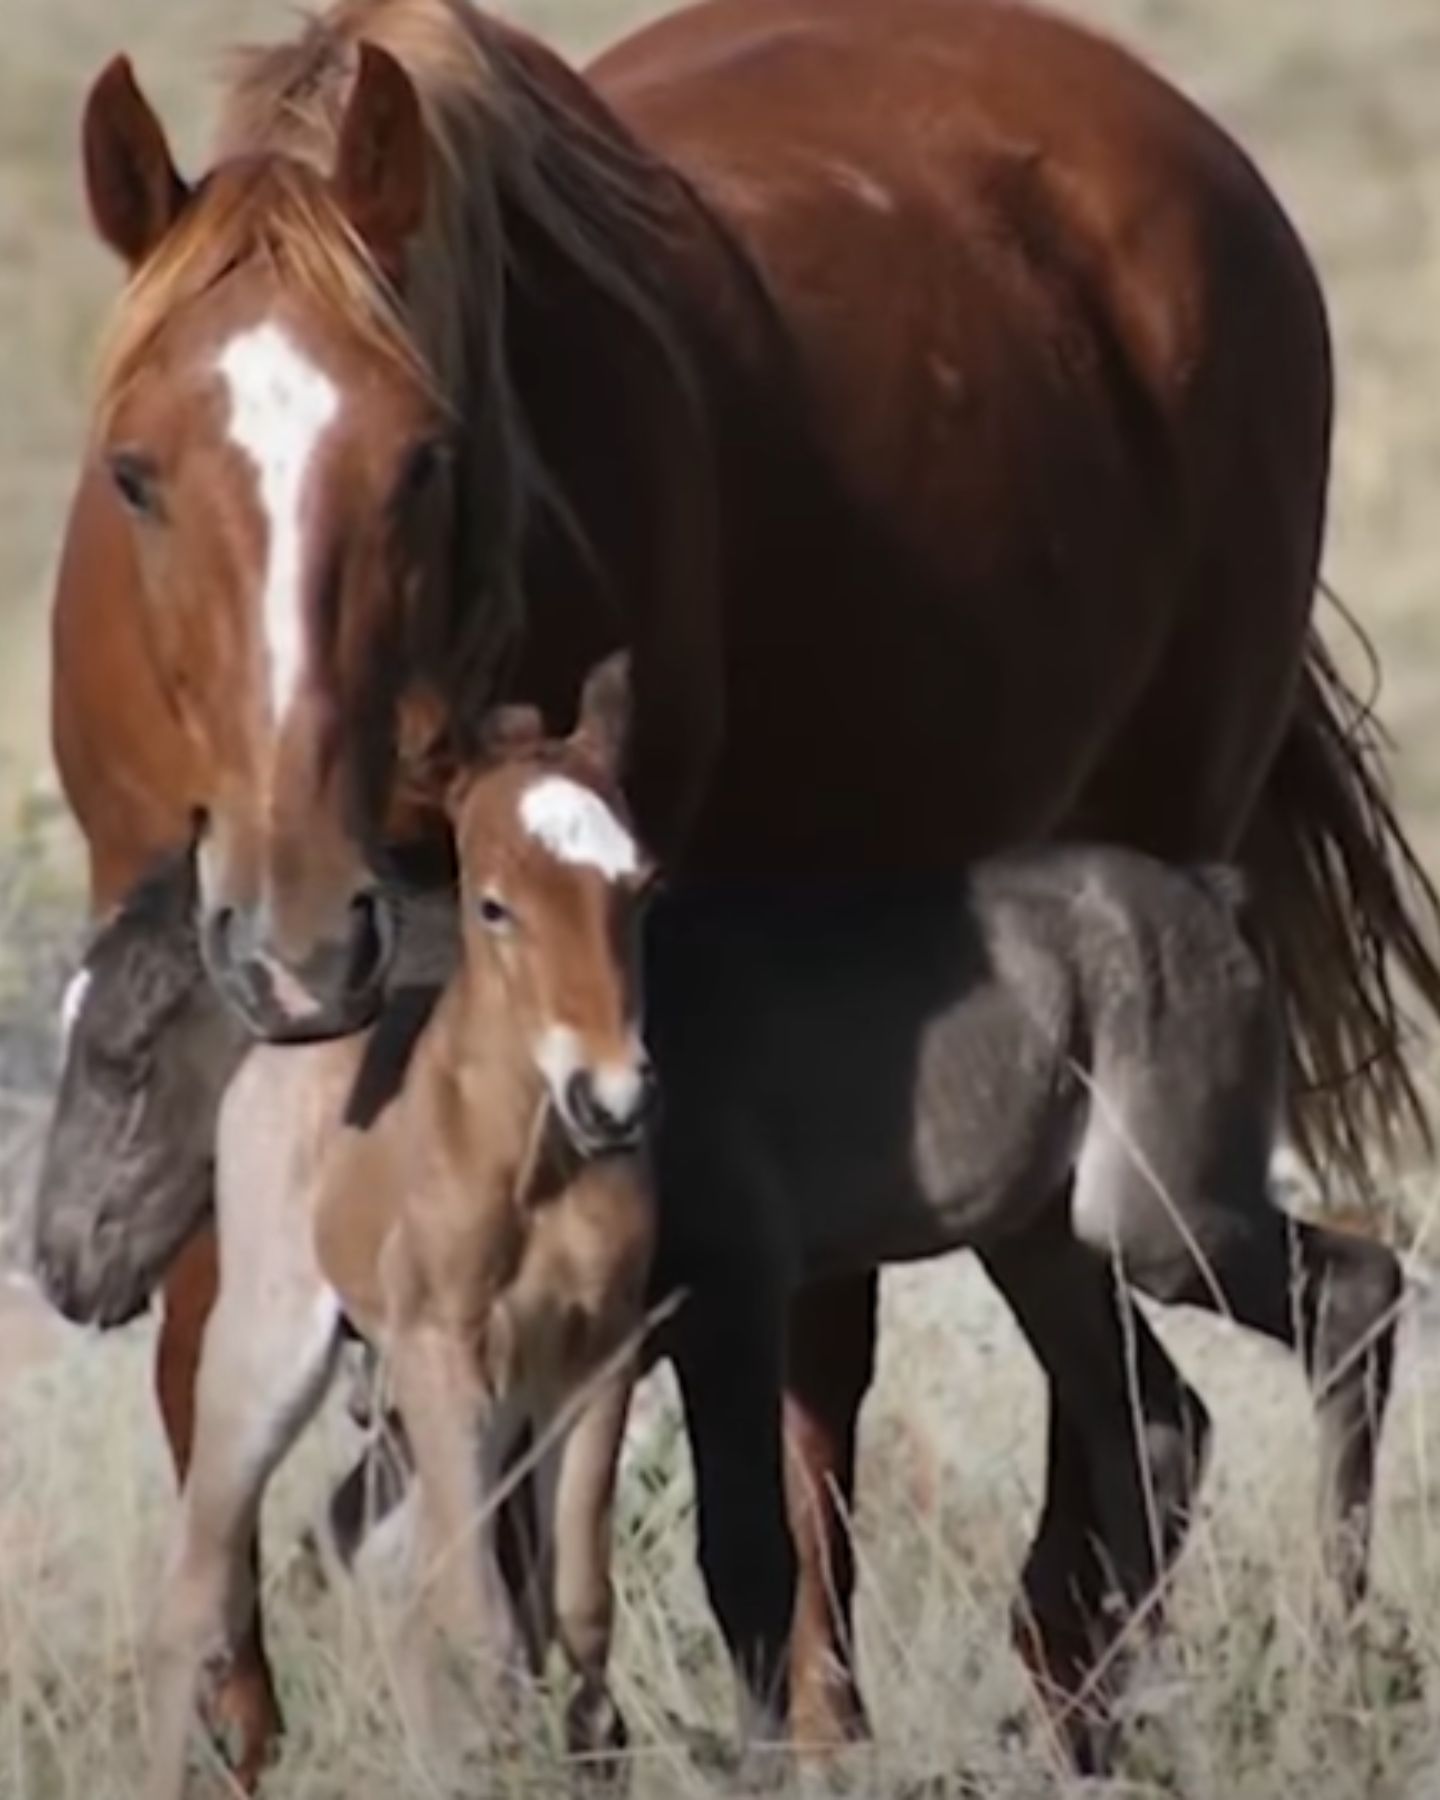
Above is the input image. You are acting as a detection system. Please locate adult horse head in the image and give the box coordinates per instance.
[81,43,464,1036]
[78,8,717,1041]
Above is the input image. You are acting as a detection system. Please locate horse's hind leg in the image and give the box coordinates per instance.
[982,1215,1210,1773]
[1297,1221,1402,1604]
[146,1268,339,1800]
[1084,1144,1401,1607]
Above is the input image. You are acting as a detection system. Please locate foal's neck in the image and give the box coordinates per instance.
[419,966,547,1197]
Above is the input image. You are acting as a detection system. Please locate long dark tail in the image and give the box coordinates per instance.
[1243,628,1440,1195]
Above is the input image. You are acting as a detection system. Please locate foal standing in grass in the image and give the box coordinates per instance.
[144,665,656,1798]
[643,851,1402,1749]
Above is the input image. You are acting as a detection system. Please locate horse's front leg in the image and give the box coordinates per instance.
[668,1269,794,1745]
[152,1225,284,1793]
[782,1271,878,1750]
[388,1323,528,1720]
[146,1250,340,1800]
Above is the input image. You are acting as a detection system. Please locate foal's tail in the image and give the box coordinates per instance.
[1243,624,1440,1196]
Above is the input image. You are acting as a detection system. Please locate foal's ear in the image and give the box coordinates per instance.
[82,57,189,267]
[333,43,427,282]
[570,652,633,783]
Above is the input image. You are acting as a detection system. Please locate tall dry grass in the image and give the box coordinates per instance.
[2,0,1440,1795]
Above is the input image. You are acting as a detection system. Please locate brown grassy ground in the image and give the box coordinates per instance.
[2,1,1440,1795]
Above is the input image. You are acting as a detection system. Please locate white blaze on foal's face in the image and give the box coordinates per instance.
[490,771,650,1139]
[217,322,341,723]
[518,776,641,882]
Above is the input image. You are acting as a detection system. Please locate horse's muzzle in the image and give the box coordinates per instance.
[202,891,396,1042]
[31,1225,160,1329]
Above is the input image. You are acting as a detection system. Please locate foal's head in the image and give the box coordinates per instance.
[449,656,655,1155]
[32,853,244,1325]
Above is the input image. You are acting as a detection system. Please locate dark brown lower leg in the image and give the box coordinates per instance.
[155,1225,282,1791]
[782,1270,878,1748]
[982,1231,1209,1774]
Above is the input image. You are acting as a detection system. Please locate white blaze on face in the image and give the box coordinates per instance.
[217,323,341,722]
[535,1023,583,1115]
[519,776,638,881]
[590,1035,649,1123]
[59,967,92,1057]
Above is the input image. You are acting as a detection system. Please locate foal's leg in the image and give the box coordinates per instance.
[324,1408,412,1572]
[546,1362,638,1760]
[146,1268,340,1800]
[1085,1154,1401,1607]
[388,1324,528,1715]
[782,1271,878,1748]
[982,1220,1210,1773]
[153,1225,282,1791]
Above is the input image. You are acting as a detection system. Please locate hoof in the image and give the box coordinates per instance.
[789,1671,870,1755]
[199,1657,283,1793]
[565,1686,629,1782]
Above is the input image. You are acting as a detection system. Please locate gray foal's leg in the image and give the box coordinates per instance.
[983,1211,1210,1773]
[1076,1118,1401,1608]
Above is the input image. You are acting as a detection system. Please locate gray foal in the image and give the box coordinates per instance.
[646,846,1400,1616]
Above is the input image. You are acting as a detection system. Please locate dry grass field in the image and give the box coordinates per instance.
[2,0,1440,1795]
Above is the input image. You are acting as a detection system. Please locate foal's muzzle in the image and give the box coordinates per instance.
[562,1062,656,1155]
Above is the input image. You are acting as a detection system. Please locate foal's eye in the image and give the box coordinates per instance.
[476,893,513,931]
[107,449,162,520]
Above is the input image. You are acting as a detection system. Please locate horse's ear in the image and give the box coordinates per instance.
[571,652,633,783]
[395,684,449,772]
[333,43,427,282]
[443,765,477,825]
[82,56,188,267]
[477,703,546,764]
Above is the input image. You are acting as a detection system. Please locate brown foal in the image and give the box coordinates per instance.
[143,661,655,1797]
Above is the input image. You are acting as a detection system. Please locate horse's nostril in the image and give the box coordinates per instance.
[345,893,389,990]
[566,1071,602,1138]
[204,904,242,974]
[563,1067,649,1148]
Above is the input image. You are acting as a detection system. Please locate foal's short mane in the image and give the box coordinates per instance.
[93,0,709,727]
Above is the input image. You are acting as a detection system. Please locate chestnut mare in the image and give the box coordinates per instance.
[51,0,1440,1774]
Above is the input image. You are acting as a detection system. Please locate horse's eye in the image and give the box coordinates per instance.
[108,449,161,520]
[88,1040,151,1094]
[476,893,512,931]
[396,437,450,506]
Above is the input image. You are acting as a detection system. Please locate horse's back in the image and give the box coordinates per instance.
[592,0,1330,871]
[596,0,1328,524]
